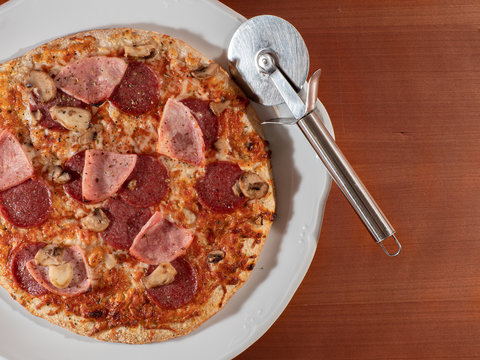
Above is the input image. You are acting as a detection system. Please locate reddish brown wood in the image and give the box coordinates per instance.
[219,0,480,359]
[1,0,480,358]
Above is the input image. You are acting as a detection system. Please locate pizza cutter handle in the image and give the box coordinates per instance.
[297,110,401,256]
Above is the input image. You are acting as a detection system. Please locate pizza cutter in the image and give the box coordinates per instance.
[227,15,401,256]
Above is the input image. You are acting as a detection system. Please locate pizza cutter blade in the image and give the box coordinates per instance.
[227,15,401,256]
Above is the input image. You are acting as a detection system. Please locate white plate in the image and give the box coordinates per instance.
[0,0,334,359]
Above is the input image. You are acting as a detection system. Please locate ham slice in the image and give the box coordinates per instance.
[54,56,127,104]
[25,246,91,297]
[82,150,137,202]
[129,212,194,265]
[156,98,205,166]
[0,130,33,191]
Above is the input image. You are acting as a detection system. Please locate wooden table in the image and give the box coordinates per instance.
[219,0,480,359]
[2,0,480,358]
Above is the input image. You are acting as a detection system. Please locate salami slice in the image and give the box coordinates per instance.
[63,150,88,203]
[26,246,91,297]
[181,98,219,149]
[0,179,52,228]
[11,242,48,296]
[109,62,160,115]
[29,90,89,130]
[100,197,151,250]
[195,161,245,213]
[146,257,197,309]
[119,155,168,207]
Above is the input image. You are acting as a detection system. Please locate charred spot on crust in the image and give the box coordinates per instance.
[86,310,104,318]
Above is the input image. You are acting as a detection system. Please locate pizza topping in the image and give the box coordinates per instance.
[30,109,42,124]
[119,155,169,207]
[63,150,87,202]
[209,100,230,116]
[11,242,49,296]
[195,161,245,213]
[214,138,231,157]
[191,63,220,79]
[207,250,225,264]
[45,165,71,185]
[109,62,160,115]
[82,150,137,202]
[48,263,73,289]
[157,98,205,166]
[81,208,110,232]
[127,180,136,191]
[104,253,116,270]
[79,124,103,145]
[32,245,74,289]
[34,245,65,266]
[0,179,52,228]
[146,257,197,309]
[143,262,177,289]
[0,130,34,191]
[29,89,89,131]
[49,106,92,132]
[124,44,156,58]
[129,212,194,265]
[26,70,56,103]
[233,172,269,199]
[101,197,151,250]
[181,98,219,149]
[55,56,128,104]
[26,245,92,296]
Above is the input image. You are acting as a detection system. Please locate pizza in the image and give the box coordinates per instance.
[0,28,275,343]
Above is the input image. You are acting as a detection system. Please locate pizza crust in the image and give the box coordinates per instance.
[0,28,275,344]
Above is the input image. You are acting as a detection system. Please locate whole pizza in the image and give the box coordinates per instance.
[0,28,275,343]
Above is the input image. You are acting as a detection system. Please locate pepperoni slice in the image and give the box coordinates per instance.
[63,150,88,203]
[100,197,151,250]
[29,90,89,130]
[119,155,168,207]
[195,161,245,213]
[146,257,198,309]
[0,179,52,228]
[11,242,48,296]
[109,62,160,115]
[181,98,219,149]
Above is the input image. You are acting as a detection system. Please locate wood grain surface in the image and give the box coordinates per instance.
[218,0,480,359]
[1,0,480,358]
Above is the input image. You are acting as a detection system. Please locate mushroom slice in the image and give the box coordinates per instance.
[143,263,177,289]
[124,44,156,58]
[209,100,231,116]
[235,172,269,199]
[81,208,110,232]
[104,253,117,270]
[78,123,103,145]
[127,179,137,191]
[46,165,71,185]
[34,245,66,266]
[214,138,231,158]
[191,63,220,79]
[48,262,73,289]
[49,106,92,132]
[30,109,42,125]
[26,70,56,103]
[207,250,225,264]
